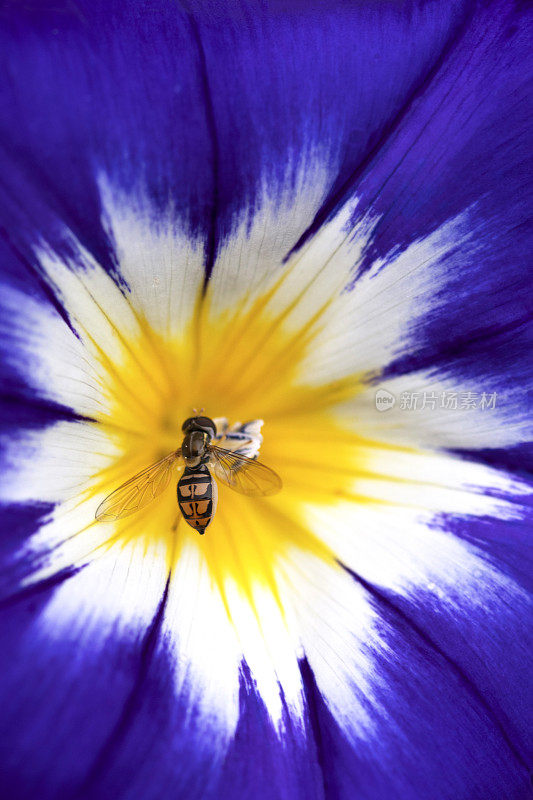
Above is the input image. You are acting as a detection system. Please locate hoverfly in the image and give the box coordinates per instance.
[95,415,282,534]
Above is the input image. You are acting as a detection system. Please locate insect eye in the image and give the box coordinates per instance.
[196,416,216,435]
[195,415,213,428]
[181,417,195,432]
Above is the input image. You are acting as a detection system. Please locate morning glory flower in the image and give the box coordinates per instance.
[0,1,531,799]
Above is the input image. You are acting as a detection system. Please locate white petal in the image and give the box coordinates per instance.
[341,445,528,517]
[0,284,99,416]
[276,551,384,740]
[351,372,530,450]
[99,178,204,338]
[276,534,530,747]
[1,420,117,505]
[161,541,241,751]
[299,212,473,383]
[303,500,524,598]
[207,159,334,316]
[38,539,169,647]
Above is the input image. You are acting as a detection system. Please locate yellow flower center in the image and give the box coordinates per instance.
[86,272,381,616]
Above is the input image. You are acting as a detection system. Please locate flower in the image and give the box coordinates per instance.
[0,2,531,799]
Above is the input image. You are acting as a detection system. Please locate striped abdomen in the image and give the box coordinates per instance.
[177,464,218,534]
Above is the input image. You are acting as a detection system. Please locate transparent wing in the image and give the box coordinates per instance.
[208,445,282,497]
[95,450,182,521]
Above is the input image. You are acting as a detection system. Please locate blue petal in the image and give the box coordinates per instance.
[1,0,465,275]
[79,660,324,800]
[340,1,533,444]
[213,662,324,800]
[299,624,532,800]
[442,498,533,592]
[0,574,161,798]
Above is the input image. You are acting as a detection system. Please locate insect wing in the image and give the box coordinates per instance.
[95,450,182,521]
[208,445,282,497]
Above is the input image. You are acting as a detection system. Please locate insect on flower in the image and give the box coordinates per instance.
[95,415,282,533]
